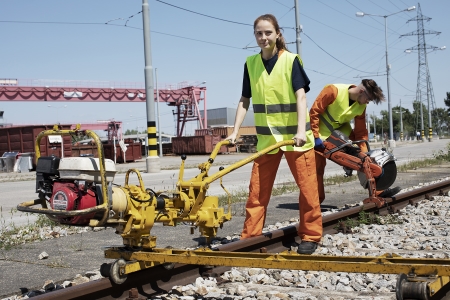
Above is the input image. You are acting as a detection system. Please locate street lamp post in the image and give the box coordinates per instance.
[399,99,403,141]
[393,103,409,141]
[155,68,163,158]
[356,6,416,148]
[372,113,377,140]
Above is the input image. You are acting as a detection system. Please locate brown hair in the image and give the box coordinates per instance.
[253,14,288,51]
[362,79,385,104]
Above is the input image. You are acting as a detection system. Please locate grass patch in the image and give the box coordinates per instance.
[0,214,67,250]
[397,145,450,172]
[336,210,403,232]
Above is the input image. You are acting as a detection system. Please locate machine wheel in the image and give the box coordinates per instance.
[396,273,429,300]
[100,263,111,278]
[109,259,128,285]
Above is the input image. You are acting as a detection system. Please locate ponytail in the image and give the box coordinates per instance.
[276,34,287,51]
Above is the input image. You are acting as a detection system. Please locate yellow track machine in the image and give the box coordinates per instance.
[17,125,450,300]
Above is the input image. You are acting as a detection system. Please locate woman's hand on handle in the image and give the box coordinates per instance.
[225,132,238,145]
[292,132,307,147]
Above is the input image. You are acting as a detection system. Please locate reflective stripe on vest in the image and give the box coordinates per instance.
[246,51,314,153]
[256,122,311,135]
[318,84,366,140]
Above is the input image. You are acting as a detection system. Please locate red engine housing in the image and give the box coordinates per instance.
[50,182,97,225]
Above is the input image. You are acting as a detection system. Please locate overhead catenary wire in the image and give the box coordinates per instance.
[0,20,253,51]
[155,0,253,27]
[390,75,416,93]
[302,31,376,74]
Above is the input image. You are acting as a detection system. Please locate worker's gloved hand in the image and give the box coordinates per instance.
[314,138,325,150]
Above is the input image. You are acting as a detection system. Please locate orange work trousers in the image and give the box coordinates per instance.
[315,151,327,204]
[241,148,322,242]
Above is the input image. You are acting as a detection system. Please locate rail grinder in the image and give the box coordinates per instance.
[318,130,397,207]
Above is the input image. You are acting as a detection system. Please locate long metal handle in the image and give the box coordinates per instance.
[202,139,296,185]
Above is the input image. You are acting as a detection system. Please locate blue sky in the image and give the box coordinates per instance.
[1,0,448,136]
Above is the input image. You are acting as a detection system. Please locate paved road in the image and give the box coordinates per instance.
[0,139,448,227]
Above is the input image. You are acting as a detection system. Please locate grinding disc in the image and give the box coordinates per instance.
[375,160,397,190]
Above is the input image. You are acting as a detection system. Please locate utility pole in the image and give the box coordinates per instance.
[399,99,403,141]
[294,0,302,57]
[142,0,160,172]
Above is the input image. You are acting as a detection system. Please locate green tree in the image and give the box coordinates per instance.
[392,105,414,137]
[431,108,448,136]
[444,92,450,113]
[412,100,429,133]
[124,129,138,135]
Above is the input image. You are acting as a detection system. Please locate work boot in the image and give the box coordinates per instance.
[378,186,401,198]
[297,241,318,255]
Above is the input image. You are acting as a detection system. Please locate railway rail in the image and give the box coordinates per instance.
[30,178,450,300]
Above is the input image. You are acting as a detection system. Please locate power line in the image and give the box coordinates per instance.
[0,20,106,25]
[0,19,253,51]
[155,0,253,27]
[272,0,291,9]
[152,30,255,51]
[345,0,385,28]
[299,12,382,47]
[304,68,355,82]
[302,31,376,74]
[390,75,415,93]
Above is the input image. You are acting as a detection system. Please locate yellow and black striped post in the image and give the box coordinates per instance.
[428,127,433,142]
[147,121,158,157]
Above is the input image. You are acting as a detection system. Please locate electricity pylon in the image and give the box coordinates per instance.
[400,3,445,141]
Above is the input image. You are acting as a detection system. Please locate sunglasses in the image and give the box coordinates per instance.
[362,89,374,102]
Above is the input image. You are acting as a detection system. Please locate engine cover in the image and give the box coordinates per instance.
[50,182,97,225]
[58,157,116,183]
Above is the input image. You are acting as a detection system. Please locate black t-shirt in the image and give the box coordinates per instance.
[241,51,310,98]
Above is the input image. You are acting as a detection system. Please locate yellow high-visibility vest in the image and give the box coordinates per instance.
[318,84,366,139]
[246,51,314,153]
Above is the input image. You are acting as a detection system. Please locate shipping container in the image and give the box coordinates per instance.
[194,128,213,136]
[0,125,142,169]
[0,125,72,168]
[194,126,256,153]
[172,135,232,154]
[73,140,142,163]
